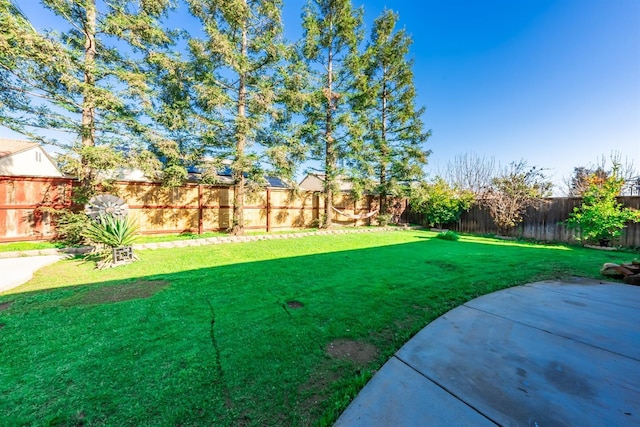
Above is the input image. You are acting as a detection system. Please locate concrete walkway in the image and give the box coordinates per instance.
[335,278,640,426]
[0,255,67,293]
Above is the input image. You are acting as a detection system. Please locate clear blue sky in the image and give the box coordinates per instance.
[5,0,640,193]
[290,0,638,192]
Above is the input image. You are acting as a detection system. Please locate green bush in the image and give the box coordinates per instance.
[48,209,93,245]
[566,170,640,246]
[409,177,474,228]
[376,213,393,227]
[436,230,460,241]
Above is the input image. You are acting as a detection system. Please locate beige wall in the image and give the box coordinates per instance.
[0,147,62,177]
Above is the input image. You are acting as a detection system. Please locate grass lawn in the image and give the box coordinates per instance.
[0,230,634,426]
[0,241,66,253]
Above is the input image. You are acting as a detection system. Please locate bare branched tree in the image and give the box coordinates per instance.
[483,161,553,236]
[563,152,638,196]
[443,152,497,196]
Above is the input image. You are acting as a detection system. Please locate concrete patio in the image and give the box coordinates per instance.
[335,278,640,426]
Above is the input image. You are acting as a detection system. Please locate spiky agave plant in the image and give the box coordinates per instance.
[83,214,139,268]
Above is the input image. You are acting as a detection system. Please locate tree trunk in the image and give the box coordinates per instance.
[232,12,248,236]
[324,43,335,228]
[379,75,389,215]
[80,0,96,199]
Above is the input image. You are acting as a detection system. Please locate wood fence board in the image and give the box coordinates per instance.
[0,177,72,241]
[448,196,640,247]
[3,176,638,247]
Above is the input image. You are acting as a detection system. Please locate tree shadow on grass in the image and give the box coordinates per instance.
[0,235,631,426]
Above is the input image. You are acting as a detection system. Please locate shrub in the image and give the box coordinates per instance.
[567,169,640,246]
[376,213,393,227]
[84,214,139,268]
[436,230,459,241]
[409,177,474,228]
[482,161,552,236]
[46,209,93,245]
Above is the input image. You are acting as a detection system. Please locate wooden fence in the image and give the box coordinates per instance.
[0,176,74,242]
[3,175,639,247]
[406,196,640,248]
[0,176,379,242]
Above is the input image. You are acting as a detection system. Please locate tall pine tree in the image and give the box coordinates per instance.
[186,0,288,235]
[0,0,172,201]
[301,0,363,228]
[352,9,430,215]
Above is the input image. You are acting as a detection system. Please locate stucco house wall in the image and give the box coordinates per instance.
[0,139,62,177]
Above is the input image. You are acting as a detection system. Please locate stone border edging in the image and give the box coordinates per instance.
[0,226,424,259]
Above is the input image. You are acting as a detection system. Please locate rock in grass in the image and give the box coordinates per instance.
[600,263,632,278]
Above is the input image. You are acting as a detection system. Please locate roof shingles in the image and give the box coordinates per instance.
[0,139,39,158]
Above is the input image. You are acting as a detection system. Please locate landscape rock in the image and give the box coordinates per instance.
[623,274,640,286]
[600,263,628,278]
[601,262,640,279]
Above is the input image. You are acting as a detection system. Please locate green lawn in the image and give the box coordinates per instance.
[0,241,65,253]
[0,231,633,426]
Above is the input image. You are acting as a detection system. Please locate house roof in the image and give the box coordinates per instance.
[0,138,64,177]
[266,176,290,189]
[0,139,39,158]
[186,160,291,188]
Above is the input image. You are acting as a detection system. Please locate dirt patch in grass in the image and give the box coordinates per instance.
[286,300,304,309]
[0,301,13,311]
[326,339,378,364]
[66,280,171,305]
[297,363,348,423]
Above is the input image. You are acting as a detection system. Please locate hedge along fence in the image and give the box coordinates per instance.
[406,196,640,248]
[0,176,381,242]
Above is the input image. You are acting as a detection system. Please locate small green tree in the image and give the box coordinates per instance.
[566,169,640,246]
[409,177,474,228]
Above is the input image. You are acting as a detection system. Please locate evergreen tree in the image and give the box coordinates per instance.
[300,0,363,228]
[185,0,289,235]
[352,9,430,215]
[0,0,171,201]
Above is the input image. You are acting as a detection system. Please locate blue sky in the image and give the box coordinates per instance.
[301,0,638,192]
[5,0,639,193]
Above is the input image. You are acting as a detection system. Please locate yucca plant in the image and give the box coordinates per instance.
[83,214,139,268]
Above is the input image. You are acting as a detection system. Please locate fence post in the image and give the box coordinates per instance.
[266,187,271,232]
[198,184,203,235]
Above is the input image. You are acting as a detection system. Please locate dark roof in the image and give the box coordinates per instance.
[266,176,290,188]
